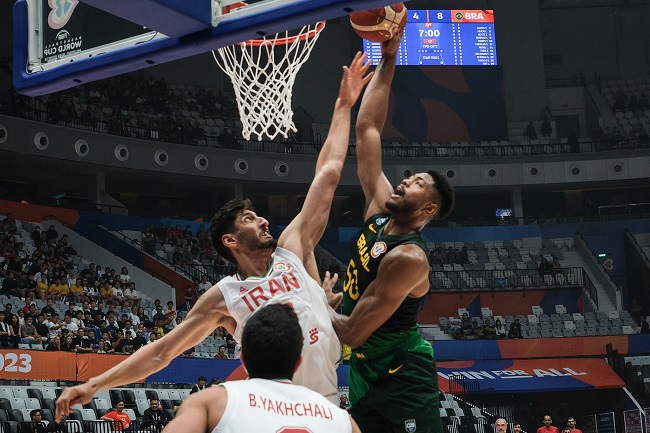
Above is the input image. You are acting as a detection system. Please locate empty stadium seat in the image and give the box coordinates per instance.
[121,390,137,412]
[26,389,43,400]
[40,409,55,424]
[123,409,137,421]
[11,390,28,400]
[156,390,170,401]
[40,389,58,401]
[7,409,23,422]
[8,400,26,411]
[81,409,97,421]
[0,399,11,411]
[40,399,55,411]
[136,399,149,416]
[132,390,148,400]
[24,399,40,410]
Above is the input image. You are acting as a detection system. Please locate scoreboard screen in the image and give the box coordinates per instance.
[362,9,498,66]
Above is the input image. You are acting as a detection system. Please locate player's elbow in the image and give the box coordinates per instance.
[344,334,368,349]
[355,116,379,137]
[317,164,343,186]
[336,325,368,348]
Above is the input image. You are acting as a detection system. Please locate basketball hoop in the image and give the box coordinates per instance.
[213,21,326,141]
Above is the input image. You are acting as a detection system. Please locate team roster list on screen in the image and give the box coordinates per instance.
[363,10,497,66]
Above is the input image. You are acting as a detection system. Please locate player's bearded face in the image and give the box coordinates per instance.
[385,182,419,214]
[237,223,277,251]
[386,173,435,215]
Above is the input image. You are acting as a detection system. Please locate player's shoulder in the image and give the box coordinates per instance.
[385,242,429,263]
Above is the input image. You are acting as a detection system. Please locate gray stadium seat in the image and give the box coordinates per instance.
[136,399,149,416]
[123,409,137,421]
[93,399,110,411]
[11,389,28,400]
[167,390,181,401]
[8,400,25,411]
[41,389,58,401]
[24,399,40,410]
[20,410,32,423]
[81,409,97,421]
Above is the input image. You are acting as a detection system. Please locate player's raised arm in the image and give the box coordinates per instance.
[355,30,403,219]
[279,53,373,263]
[55,286,233,421]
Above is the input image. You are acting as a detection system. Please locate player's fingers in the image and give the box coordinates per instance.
[322,271,336,290]
[361,55,371,70]
[58,388,82,420]
[362,71,375,85]
[351,52,364,72]
[55,396,68,422]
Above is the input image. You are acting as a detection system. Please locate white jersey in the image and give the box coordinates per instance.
[218,247,340,402]
[213,379,351,433]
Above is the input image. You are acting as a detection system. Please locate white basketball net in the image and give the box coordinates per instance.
[213,22,325,141]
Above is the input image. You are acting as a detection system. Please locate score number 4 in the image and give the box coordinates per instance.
[412,12,444,20]
[0,353,32,373]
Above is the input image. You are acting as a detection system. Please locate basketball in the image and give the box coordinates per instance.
[349,3,407,43]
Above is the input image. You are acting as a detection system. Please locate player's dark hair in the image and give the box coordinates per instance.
[210,198,255,264]
[428,170,454,219]
[241,304,303,380]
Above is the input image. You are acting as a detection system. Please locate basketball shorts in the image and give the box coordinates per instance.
[349,335,442,433]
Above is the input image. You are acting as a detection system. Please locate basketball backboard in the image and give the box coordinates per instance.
[13,0,398,96]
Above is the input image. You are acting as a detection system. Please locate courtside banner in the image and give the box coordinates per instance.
[431,335,642,361]
[0,349,76,380]
[77,353,135,382]
[437,358,624,393]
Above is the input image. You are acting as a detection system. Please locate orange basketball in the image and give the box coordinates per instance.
[349,3,407,43]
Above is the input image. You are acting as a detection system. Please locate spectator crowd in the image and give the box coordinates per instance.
[0,213,237,356]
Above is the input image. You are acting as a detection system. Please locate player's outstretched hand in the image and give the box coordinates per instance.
[381,28,403,57]
[322,271,342,309]
[339,52,374,107]
[55,383,95,422]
